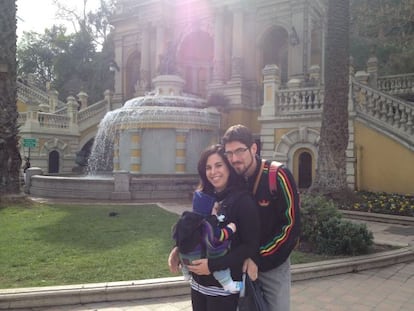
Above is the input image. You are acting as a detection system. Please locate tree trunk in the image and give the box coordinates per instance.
[0,0,21,194]
[310,0,350,196]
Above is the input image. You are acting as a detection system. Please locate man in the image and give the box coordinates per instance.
[221,124,300,311]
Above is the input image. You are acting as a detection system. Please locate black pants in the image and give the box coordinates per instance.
[191,288,239,311]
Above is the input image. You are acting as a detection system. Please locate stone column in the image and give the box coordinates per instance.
[155,25,166,73]
[212,9,225,82]
[261,64,281,117]
[104,89,113,111]
[66,96,79,125]
[24,167,43,194]
[48,89,59,113]
[366,56,378,88]
[77,91,88,110]
[111,171,131,200]
[231,8,244,79]
[112,38,123,105]
[355,71,370,85]
[139,26,151,93]
[129,130,141,174]
[175,129,188,174]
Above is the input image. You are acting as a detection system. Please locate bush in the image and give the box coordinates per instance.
[315,218,374,255]
[300,194,374,256]
[300,194,342,244]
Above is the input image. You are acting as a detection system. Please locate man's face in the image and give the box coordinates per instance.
[224,141,257,177]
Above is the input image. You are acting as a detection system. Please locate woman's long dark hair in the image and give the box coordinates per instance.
[196,144,245,195]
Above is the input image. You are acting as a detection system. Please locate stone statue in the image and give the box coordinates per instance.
[158,41,178,75]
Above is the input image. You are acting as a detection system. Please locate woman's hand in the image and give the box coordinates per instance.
[187,259,211,275]
[243,258,258,281]
[168,246,180,274]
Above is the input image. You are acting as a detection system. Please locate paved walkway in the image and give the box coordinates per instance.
[11,200,414,311]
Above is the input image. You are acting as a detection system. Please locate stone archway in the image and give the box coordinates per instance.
[41,138,68,173]
[259,26,289,84]
[176,30,214,97]
[125,51,141,100]
[274,126,319,178]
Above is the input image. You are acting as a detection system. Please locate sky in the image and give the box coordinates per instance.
[16,0,101,39]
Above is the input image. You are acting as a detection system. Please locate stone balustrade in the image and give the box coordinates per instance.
[353,80,414,140]
[377,73,414,96]
[17,81,65,108]
[78,100,107,122]
[277,86,324,113]
[37,112,70,129]
[17,113,27,126]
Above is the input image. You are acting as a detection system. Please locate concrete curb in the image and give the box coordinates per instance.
[1,245,413,310]
[341,210,414,226]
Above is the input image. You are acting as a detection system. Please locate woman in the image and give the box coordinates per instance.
[168,144,260,311]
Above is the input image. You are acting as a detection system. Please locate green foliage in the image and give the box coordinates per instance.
[0,202,333,289]
[300,194,342,244]
[350,0,414,74]
[339,191,414,217]
[300,194,374,256]
[0,203,178,288]
[315,218,374,256]
[17,0,115,104]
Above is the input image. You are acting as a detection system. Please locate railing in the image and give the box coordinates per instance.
[17,112,27,126]
[78,100,107,122]
[353,80,413,140]
[17,81,66,108]
[277,86,324,114]
[17,81,49,104]
[377,73,414,96]
[37,113,70,129]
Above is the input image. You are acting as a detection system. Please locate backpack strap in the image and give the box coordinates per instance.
[252,160,266,195]
[268,161,282,195]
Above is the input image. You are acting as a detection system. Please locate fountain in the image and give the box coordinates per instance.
[27,75,221,200]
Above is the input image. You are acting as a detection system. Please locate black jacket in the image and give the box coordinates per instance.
[193,187,260,286]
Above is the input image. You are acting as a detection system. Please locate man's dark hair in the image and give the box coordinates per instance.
[222,124,255,147]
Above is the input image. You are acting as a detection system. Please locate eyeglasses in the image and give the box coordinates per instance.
[224,147,249,158]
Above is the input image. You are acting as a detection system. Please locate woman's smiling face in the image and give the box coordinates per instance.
[205,153,230,192]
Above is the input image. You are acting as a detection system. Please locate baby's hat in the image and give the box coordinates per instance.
[192,191,215,217]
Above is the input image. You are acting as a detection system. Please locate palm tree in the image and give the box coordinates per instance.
[0,0,21,194]
[311,0,350,197]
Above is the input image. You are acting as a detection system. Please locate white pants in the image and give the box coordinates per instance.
[259,258,291,311]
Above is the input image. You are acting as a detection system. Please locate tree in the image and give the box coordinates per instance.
[17,25,71,87]
[350,0,414,74]
[310,0,350,197]
[17,0,115,103]
[0,0,21,194]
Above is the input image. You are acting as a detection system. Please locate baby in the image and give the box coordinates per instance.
[172,190,242,293]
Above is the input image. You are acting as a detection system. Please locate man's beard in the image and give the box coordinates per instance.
[233,153,254,177]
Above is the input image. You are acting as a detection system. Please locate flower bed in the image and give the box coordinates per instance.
[339,191,414,217]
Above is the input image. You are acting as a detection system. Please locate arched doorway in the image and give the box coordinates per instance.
[177,31,214,97]
[298,151,312,189]
[260,26,289,84]
[48,150,60,174]
[125,52,141,100]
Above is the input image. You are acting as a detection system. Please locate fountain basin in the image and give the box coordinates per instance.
[28,172,198,201]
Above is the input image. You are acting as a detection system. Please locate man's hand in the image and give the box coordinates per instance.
[187,259,211,275]
[168,246,180,274]
[243,258,258,281]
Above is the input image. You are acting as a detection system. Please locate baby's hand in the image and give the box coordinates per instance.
[227,222,236,233]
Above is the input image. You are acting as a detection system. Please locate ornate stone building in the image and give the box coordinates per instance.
[17,0,414,196]
[110,0,325,128]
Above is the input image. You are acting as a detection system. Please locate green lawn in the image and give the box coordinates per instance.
[0,202,325,289]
